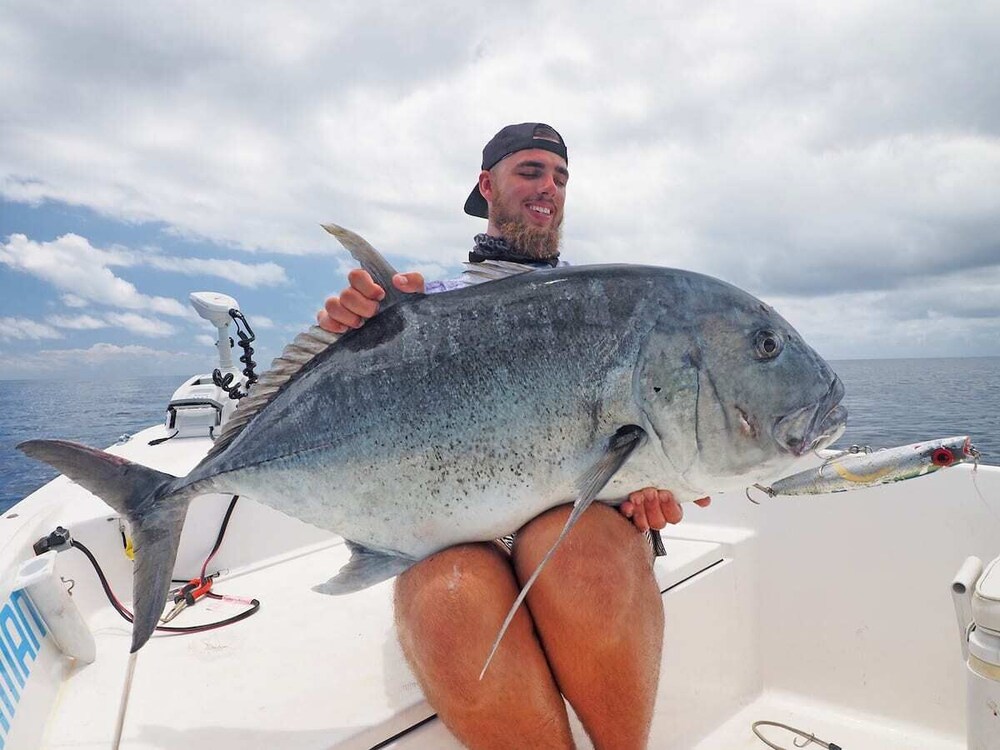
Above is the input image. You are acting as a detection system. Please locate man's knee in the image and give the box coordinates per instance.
[512,503,660,631]
[514,503,653,585]
[394,543,516,662]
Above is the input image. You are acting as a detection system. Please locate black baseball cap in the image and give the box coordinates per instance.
[463,123,568,218]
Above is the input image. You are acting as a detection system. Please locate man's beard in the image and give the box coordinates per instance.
[491,191,562,260]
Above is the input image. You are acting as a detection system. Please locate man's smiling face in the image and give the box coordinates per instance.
[480,148,569,259]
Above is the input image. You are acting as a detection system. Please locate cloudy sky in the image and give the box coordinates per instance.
[1,0,998,380]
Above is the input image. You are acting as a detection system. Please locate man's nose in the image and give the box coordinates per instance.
[538,171,558,196]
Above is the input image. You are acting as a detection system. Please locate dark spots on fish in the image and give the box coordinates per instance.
[653,386,662,393]
[588,400,601,438]
[338,307,407,352]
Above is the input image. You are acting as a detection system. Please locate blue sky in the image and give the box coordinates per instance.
[2,1,999,380]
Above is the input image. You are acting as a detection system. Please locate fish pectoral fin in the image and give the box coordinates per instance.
[313,540,415,595]
[479,425,648,680]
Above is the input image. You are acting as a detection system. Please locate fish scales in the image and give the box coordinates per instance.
[18,230,848,659]
[188,267,667,557]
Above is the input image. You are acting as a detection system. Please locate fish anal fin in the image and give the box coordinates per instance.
[479,425,648,679]
[313,540,415,595]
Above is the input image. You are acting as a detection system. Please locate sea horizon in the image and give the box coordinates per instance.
[2,356,998,512]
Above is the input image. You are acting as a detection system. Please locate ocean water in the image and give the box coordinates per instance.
[1,358,997,513]
[0,376,182,513]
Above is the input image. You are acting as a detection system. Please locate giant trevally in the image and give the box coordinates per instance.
[19,224,847,670]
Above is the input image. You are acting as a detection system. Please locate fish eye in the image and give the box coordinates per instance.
[752,329,783,360]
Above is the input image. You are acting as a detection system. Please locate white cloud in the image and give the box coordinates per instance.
[46,314,107,330]
[0,1,998,358]
[60,294,90,308]
[0,342,202,378]
[0,317,63,341]
[246,315,274,329]
[145,256,288,288]
[40,343,165,360]
[103,312,179,337]
[0,233,190,317]
[45,311,182,338]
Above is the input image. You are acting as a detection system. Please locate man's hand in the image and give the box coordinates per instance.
[619,488,711,532]
[317,269,425,333]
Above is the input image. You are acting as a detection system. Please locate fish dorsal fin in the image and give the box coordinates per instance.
[461,259,535,282]
[205,325,339,459]
[321,222,407,307]
[206,224,404,460]
[479,424,648,679]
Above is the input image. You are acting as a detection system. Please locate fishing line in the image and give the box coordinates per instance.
[969,465,1000,527]
[112,651,138,750]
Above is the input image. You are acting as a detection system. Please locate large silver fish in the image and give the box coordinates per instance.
[19,224,847,664]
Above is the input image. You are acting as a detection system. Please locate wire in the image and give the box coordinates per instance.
[72,494,259,635]
[200,495,239,581]
[72,539,260,634]
[751,720,842,750]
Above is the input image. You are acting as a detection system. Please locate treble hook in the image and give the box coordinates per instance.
[969,444,981,472]
[745,484,774,505]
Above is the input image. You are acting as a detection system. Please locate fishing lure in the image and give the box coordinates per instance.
[752,435,978,498]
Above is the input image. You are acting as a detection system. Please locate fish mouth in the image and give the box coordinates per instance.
[773,376,848,456]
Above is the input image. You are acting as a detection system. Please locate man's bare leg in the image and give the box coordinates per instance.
[394,542,574,750]
[513,504,664,750]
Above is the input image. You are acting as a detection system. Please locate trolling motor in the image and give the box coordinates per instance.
[160,292,253,440]
[952,554,1000,749]
[190,292,242,377]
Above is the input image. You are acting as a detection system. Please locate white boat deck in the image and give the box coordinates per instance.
[690,691,965,750]
[32,494,727,749]
[2,418,998,749]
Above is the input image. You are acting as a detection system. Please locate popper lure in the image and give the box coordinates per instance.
[752,436,978,498]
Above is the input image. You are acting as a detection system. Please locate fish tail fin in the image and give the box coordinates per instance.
[17,439,190,653]
[320,223,408,307]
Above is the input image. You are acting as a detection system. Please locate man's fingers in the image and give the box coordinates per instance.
[643,500,667,531]
[316,308,348,334]
[393,272,425,294]
[658,490,683,526]
[621,489,708,532]
[628,490,648,532]
[340,288,380,319]
[322,297,365,330]
[348,269,386,301]
[317,267,422,336]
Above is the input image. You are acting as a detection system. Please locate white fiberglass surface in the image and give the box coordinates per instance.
[688,691,965,750]
[6,425,998,748]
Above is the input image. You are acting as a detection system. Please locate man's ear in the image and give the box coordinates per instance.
[478,170,493,203]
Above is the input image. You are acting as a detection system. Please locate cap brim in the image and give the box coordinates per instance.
[463,184,488,218]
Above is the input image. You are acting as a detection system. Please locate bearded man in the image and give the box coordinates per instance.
[318,123,708,749]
